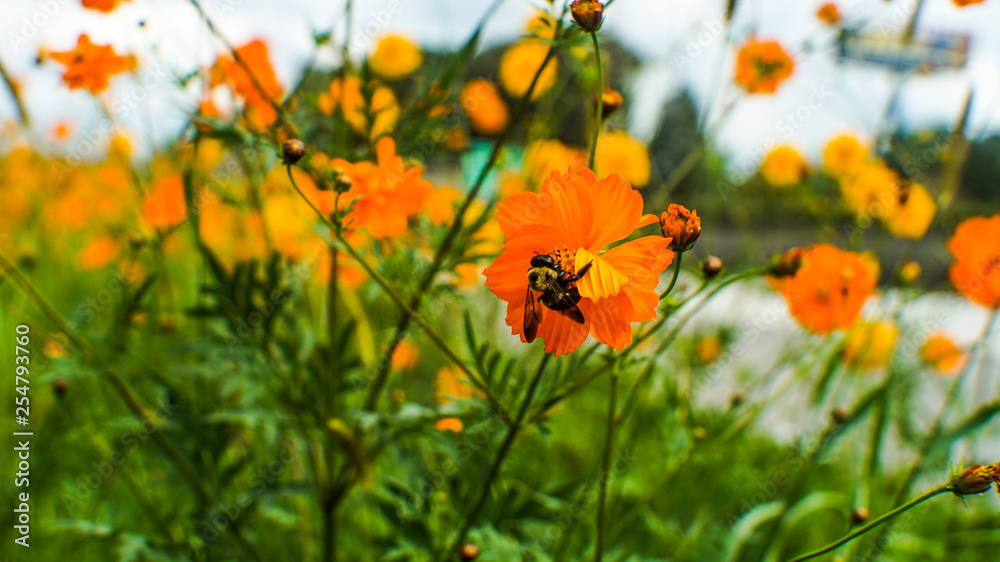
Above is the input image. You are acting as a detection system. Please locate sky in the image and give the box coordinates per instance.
[2,0,999,170]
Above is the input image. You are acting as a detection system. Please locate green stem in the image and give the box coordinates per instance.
[659,252,683,300]
[449,353,551,558]
[0,54,29,126]
[323,246,339,562]
[588,32,604,170]
[788,485,951,562]
[594,364,619,562]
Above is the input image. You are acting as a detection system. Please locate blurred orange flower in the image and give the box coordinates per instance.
[51,34,133,94]
[695,334,723,364]
[953,0,985,6]
[823,135,868,179]
[816,3,841,24]
[426,186,463,226]
[760,146,810,187]
[780,244,879,334]
[484,166,674,355]
[333,137,433,238]
[390,340,420,371]
[947,214,1000,309]
[143,175,187,232]
[319,76,399,138]
[461,79,509,137]
[499,40,558,101]
[734,40,794,94]
[595,131,651,188]
[82,0,130,12]
[842,321,898,370]
[211,40,283,130]
[921,334,964,374]
[369,35,422,80]
[78,236,120,271]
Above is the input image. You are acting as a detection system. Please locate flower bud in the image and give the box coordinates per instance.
[831,406,849,425]
[660,204,701,252]
[897,260,921,286]
[767,247,805,279]
[951,464,998,496]
[597,88,623,118]
[282,139,306,164]
[570,0,604,32]
[53,378,69,398]
[851,507,869,525]
[701,256,723,279]
[459,543,480,561]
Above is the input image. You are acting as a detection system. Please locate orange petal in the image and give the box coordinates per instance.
[537,307,590,356]
[575,247,628,301]
[586,173,648,248]
[582,293,634,350]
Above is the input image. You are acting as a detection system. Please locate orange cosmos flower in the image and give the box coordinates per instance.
[210,40,283,130]
[461,79,509,137]
[921,334,964,374]
[143,175,187,232]
[947,215,1000,309]
[484,167,674,356]
[760,146,810,187]
[50,34,133,94]
[953,0,985,6]
[82,0,130,12]
[332,137,433,239]
[734,40,794,94]
[390,340,420,371]
[779,244,880,334]
[78,235,120,271]
[426,186,463,226]
[816,3,841,24]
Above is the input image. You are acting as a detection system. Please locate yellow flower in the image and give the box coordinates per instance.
[523,139,586,185]
[595,131,651,188]
[525,10,558,41]
[839,162,898,216]
[318,76,399,138]
[823,135,868,179]
[760,146,810,187]
[883,181,937,239]
[499,40,558,101]
[369,35,423,80]
[842,322,898,371]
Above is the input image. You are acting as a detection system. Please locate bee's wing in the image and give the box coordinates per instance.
[549,285,586,325]
[559,301,585,324]
[523,287,541,343]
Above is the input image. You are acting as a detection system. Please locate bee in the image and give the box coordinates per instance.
[523,254,593,343]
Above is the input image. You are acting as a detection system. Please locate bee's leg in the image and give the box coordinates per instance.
[564,261,594,283]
